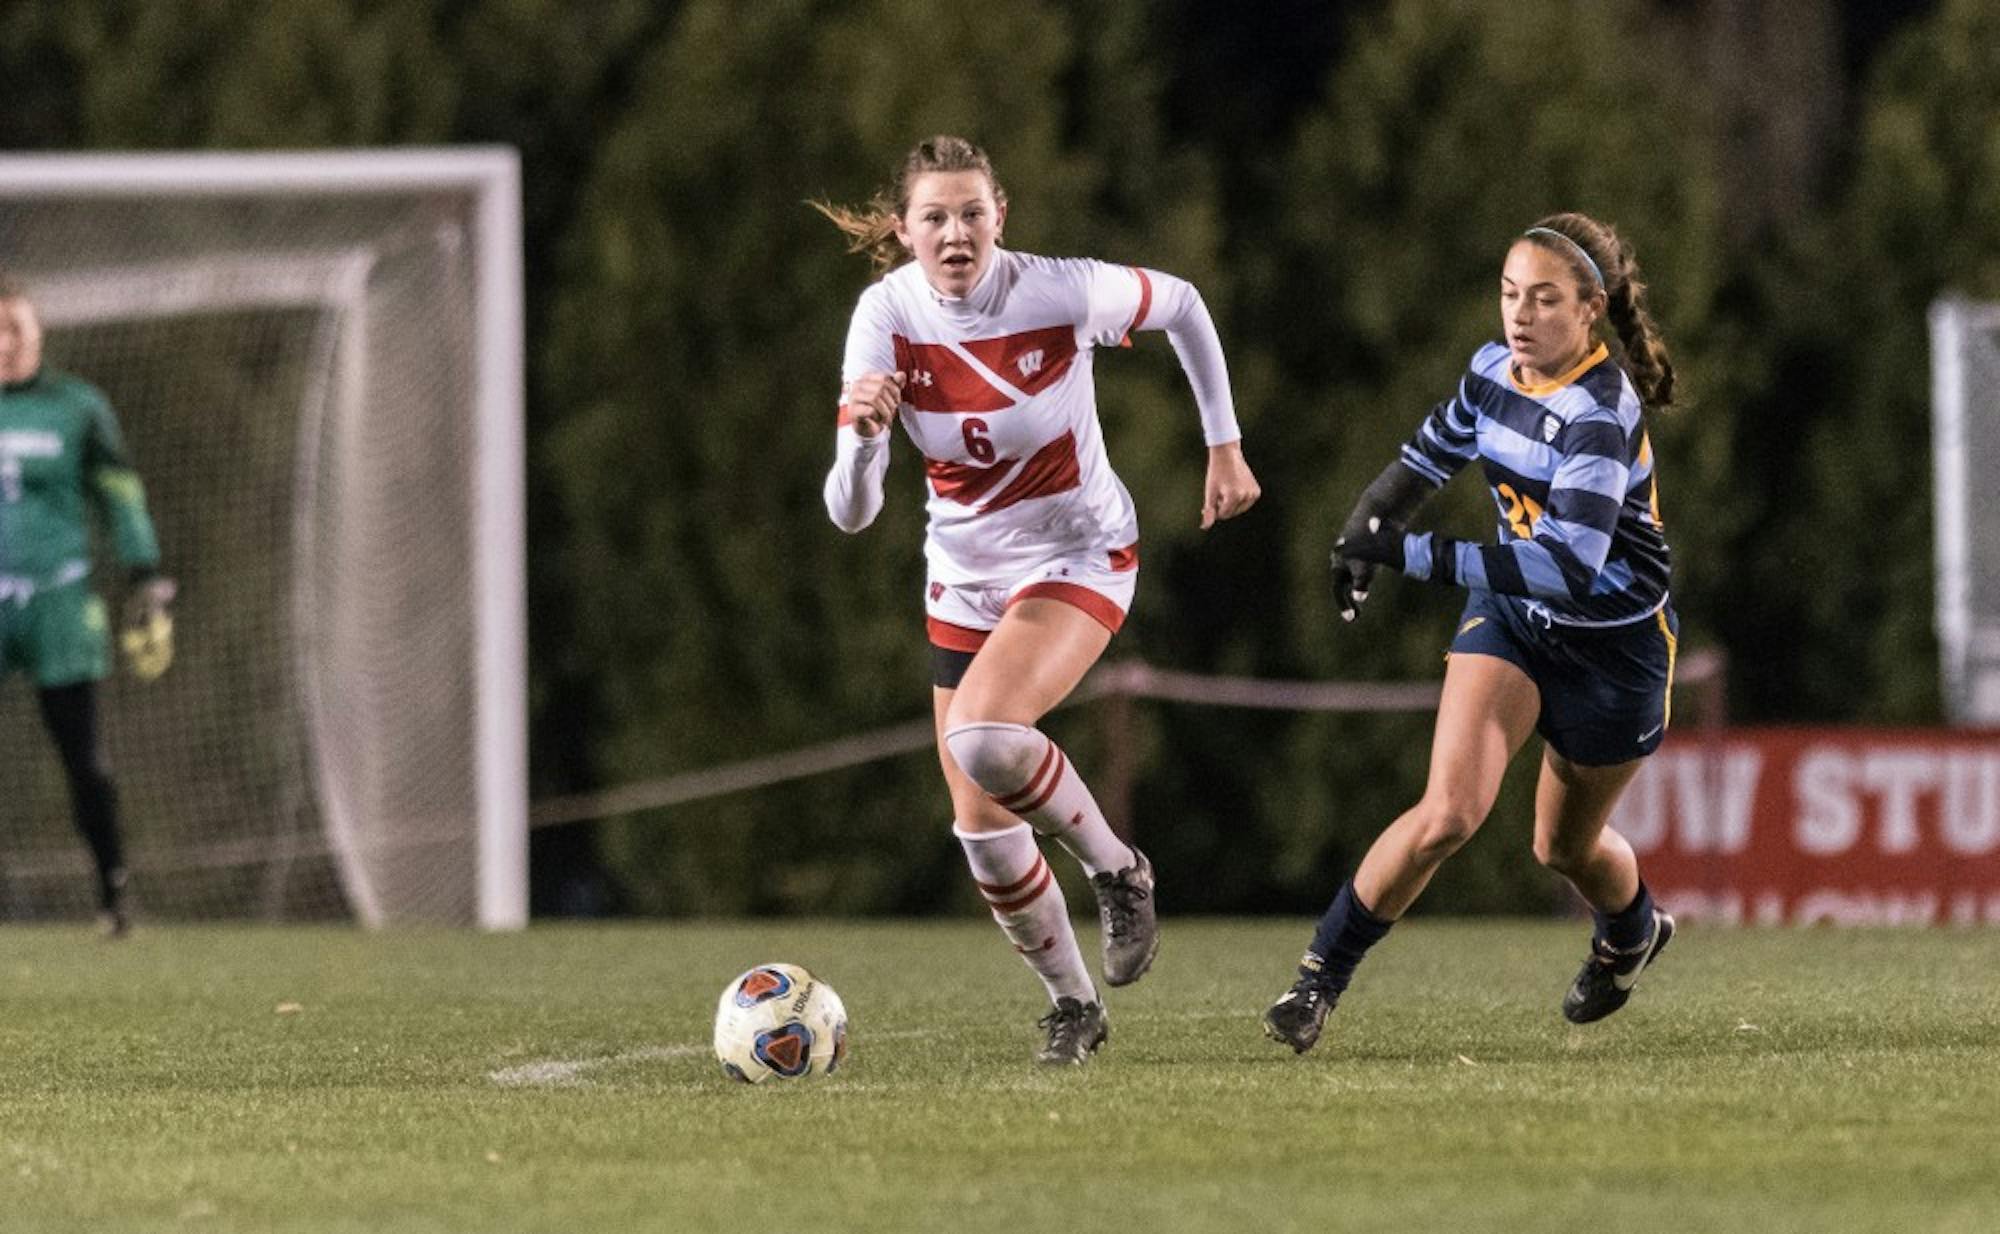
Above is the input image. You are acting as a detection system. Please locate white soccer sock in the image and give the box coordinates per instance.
[944,721,1137,877]
[954,822,1095,1005]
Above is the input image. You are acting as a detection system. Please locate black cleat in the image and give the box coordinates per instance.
[1564,909,1675,1024]
[1262,977,1337,1054]
[1092,848,1158,987]
[1035,997,1108,1065]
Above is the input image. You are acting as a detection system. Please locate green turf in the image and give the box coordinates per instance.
[2,920,1996,1233]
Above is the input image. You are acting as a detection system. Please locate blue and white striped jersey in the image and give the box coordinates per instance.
[1399,340,1670,627]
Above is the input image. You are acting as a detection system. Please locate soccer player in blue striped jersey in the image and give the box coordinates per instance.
[1264,213,1679,1053]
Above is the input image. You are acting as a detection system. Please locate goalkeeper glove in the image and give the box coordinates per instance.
[121,573,177,682]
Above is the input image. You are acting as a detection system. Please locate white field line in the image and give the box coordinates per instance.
[487,1028,939,1088]
[488,1044,706,1087]
[487,1012,1249,1089]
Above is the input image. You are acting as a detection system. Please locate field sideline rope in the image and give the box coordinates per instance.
[526,660,1444,828]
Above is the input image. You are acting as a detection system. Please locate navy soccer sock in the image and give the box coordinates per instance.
[1298,879,1394,995]
[1595,881,1655,952]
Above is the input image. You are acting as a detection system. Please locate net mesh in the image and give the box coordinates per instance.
[0,186,484,923]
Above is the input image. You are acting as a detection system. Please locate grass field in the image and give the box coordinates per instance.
[2,919,1997,1233]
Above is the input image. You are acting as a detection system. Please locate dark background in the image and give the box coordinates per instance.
[4,0,1993,918]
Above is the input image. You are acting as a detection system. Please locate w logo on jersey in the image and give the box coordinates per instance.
[893,328,1078,410]
[963,326,1078,398]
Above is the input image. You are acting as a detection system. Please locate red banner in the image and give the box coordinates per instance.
[1616,728,2000,925]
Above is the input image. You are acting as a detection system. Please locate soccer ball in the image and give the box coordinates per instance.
[713,963,849,1084]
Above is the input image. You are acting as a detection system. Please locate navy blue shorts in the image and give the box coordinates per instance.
[1448,591,1679,767]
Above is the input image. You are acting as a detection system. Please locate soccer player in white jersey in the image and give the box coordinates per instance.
[818,135,1259,1065]
[1263,213,1681,1054]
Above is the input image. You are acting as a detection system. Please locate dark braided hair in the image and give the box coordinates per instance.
[1523,212,1676,408]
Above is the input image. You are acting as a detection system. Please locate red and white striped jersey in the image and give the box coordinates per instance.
[829,247,1237,586]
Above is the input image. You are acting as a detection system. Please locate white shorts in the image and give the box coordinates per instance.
[925,543,1138,653]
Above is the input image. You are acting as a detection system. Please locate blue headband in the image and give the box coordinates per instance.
[1524,227,1604,290]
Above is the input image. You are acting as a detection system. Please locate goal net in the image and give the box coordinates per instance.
[1930,296,2000,725]
[0,150,525,927]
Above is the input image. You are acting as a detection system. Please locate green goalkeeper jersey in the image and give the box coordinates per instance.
[0,369,160,589]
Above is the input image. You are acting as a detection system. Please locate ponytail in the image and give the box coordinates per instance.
[810,194,904,277]
[1525,212,1677,408]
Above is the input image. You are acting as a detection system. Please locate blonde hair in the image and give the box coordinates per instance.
[812,135,1007,277]
[1523,212,1677,408]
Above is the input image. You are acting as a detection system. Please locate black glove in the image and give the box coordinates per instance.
[1329,556,1373,623]
[1339,520,1464,586]
[1336,517,1407,574]
[1330,460,1435,621]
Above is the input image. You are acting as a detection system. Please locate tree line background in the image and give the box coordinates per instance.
[3,0,1996,918]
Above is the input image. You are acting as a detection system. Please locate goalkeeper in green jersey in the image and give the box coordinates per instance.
[0,272,175,937]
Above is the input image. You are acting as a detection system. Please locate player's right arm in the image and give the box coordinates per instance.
[823,370,902,533]
[824,287,902,533]
[1326,364,1482,620]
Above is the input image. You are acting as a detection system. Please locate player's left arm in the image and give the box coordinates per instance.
[1342,407,1630,603]
[84,395,177,678]
[1090,264,1259,529]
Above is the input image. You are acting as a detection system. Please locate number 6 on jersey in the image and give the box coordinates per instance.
[962,417,994,463]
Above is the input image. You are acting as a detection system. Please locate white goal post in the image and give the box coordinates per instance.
[1930,296,2000,726]
[0,149,526,928]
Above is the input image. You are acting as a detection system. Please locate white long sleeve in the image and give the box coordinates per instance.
[1132,270,1241,447]
[823,424,890,532]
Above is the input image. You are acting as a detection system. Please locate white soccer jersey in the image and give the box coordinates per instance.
[826,247,1238,586]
